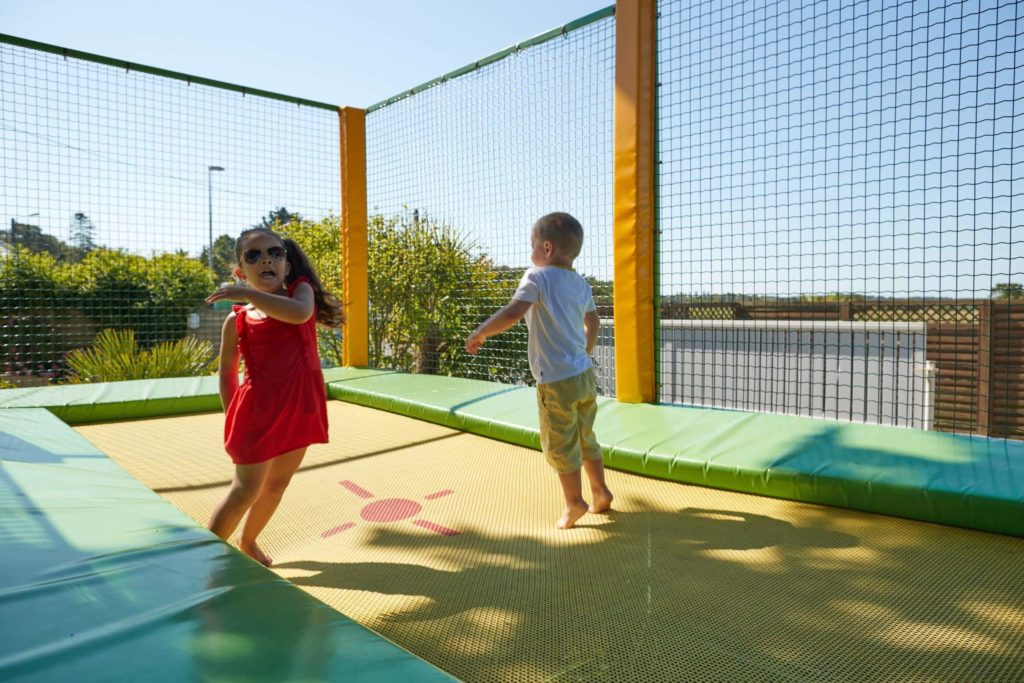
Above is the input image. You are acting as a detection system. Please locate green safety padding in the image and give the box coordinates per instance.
[0,367,365,424]
[327,371,1024,538]
[0,407,454,682]
[328,370,541,446]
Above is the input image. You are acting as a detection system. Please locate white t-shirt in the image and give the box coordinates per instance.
[512,266,597,384]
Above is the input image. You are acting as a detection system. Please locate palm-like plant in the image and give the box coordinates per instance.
[64,329,214,383]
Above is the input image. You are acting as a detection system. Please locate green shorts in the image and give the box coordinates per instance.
[536,368,601,474]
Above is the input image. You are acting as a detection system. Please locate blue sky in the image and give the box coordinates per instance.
[0,0,612,108]
[2,0,1021,299]
[0,0,614,277]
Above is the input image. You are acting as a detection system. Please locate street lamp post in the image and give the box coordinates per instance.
[207,166,225,270]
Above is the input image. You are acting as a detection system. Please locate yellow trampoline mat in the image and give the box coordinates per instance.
[77,402,1024,682]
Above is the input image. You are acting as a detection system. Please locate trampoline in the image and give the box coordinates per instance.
[4,370,1024,682]
[5,1,1024,679]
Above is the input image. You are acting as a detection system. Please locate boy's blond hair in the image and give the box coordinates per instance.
[533,212,584,258]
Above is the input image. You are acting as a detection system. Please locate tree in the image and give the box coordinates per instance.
[799,293,867,302]
[2,219,64,260]
[279,210,529,383]
[277,216,344,366]
[992,282,1024,299]
[366,210,526,380]
[586,276,613,316]
[253,207,300,230]
[70,212,96,255]
[199,234,238,284]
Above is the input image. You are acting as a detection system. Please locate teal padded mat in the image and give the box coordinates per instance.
[0,405,454,682]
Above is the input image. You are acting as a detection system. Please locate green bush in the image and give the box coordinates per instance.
[0,246,214,384]
[0,247,72,308]
[280,211,530,383]
[0,248,81,379]
[76,249,213,346]
[365,211,529,382]
[278,216,344,366]
[2,210,533,386]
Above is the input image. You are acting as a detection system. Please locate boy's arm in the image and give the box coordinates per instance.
[217,312,241,411]
[584,310,600,355]
[206,282,315,325]
[465,300,532,354]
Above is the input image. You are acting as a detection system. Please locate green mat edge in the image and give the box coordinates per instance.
[2,368,1021,539]
[0,367,373,424]
[323,371,1024,539]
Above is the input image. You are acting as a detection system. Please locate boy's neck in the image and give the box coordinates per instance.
[536,256,575,269]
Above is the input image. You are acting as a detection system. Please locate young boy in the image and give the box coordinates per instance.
[465,212,613,529]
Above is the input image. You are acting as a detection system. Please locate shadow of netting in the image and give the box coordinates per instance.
[277,496,1024,682]
[76,406,1024,681]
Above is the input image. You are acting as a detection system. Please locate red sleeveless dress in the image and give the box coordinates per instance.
[223,277,329,464]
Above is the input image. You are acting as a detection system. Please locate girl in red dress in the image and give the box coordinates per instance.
[204,227,344,566]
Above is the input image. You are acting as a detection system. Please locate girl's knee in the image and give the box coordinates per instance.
[229,482,263,507]
[263,475,293,497]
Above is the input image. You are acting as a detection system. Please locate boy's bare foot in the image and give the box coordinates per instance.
[589,488,614,513]
[240,540,273,567]
[557,501,589,529]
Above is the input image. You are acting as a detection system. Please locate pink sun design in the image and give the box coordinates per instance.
[320,480,460,538]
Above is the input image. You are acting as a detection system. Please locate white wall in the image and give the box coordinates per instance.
[595,319,934,429]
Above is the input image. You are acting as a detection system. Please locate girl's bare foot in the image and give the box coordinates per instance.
[589,488,614,513]
[557,501,589,529]
[240,540,273,567]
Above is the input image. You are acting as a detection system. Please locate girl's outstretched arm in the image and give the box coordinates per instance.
[206,281,315,325]
[217,311,241,410]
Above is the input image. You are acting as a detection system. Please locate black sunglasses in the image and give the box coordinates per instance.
[242,246,287,264]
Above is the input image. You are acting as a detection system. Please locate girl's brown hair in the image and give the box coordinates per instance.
[235,227,345,327]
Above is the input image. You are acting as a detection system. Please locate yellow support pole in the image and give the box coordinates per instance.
[613,0,657,402]
[340,106,368,367]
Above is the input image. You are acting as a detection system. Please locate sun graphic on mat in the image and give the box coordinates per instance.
[321,480,460,538]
